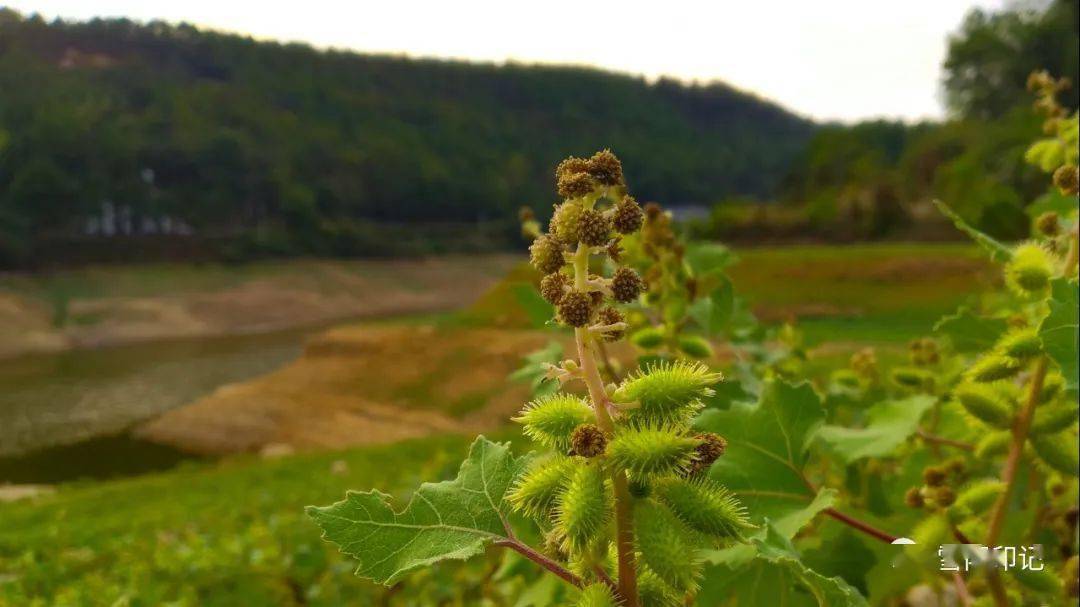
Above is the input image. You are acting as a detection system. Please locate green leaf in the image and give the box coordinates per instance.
[932,200,1013,262]
[934,307,1007,353]
[1039,278,1079,394]
[514,575,570,607]
[802,529,878,596]
[509,341,563,398]
[512,284,556,328]
[1026,190,1079,218]
[687,278,735,336]
[814,395,935,463]
[1025,139,1065,172]
[698,521,869,607]
[696,379,833,536]
[685,242,734,278]
[307,436,530,585]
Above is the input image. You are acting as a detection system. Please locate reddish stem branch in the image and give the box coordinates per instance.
[982,356,1047,607]
[494,539,588,591]
[986,570,1010,607]
[985,356,1047,547]
[593,565,617,592]
[824,508,899,544]
[801,471,902,545]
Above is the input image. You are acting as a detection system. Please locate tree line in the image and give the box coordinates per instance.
[0,10,813,267]
[702,0,1079,242]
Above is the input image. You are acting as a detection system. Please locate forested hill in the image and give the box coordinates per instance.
[0,11,815,265]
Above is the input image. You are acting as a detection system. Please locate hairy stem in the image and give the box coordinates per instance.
[493,538,588,590]
[572,241,639,606]
[983,356,1047,607]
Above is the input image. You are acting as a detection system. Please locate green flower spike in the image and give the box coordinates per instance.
[606,426,699,479]
[654,477,751,538]
[612,361,721,427]
[576,583,619,607]
[1005,243,1053,295]
[508,455,576,519]
[515,394,594,451]
[954,382,1015,429]
[556,462,611,551]
[635,500,701,592]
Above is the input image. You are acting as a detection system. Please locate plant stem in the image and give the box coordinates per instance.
[986,571,1010,607]
[798,471,902,544]
[823,507,898,544]
[916,428,974,451]
[1064,227,1078,277]
[572,241,639,606]
[985,356,1047,546]
[596,339,619,382]
[494,538,587,590]
[593,565,617,592]
[982,355,1048,607]
[953,572,973,607]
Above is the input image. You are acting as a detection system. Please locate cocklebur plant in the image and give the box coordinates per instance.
[887,76,1079,606]
[308,151,752,607]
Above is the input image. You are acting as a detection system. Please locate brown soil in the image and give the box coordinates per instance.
[753,303,864,323]
[134,324,568,454]
[0,255,519,359]
[133,318,731,455]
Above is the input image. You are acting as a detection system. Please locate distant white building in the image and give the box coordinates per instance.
[666,204,711,222]
[83,201,193,237]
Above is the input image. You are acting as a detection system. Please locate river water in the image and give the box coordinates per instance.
[0,328,313,481]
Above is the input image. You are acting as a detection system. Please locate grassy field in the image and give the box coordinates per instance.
[729,242,994,345]
[0,434,523,606]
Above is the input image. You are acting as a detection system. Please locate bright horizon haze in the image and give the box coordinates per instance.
[7,0,1009,122]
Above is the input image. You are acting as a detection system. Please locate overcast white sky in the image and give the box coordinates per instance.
[7,1,1008,122]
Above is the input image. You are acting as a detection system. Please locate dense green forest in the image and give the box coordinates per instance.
[0,9,813,267]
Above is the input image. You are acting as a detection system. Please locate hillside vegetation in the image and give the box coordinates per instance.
[0,10,813,267]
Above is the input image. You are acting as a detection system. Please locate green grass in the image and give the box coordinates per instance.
[728,242,995,345]
[0,434,533,606]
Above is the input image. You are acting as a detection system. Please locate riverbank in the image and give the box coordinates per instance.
[0,242,994,469]
[0,255,519,360]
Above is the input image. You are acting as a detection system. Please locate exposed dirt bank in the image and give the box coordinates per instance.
[134,324,573,454]
[0,255,518,360]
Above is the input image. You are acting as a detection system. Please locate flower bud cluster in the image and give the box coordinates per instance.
[904,461,974,511]
[528,150,646,331]
[908,337,939,366]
